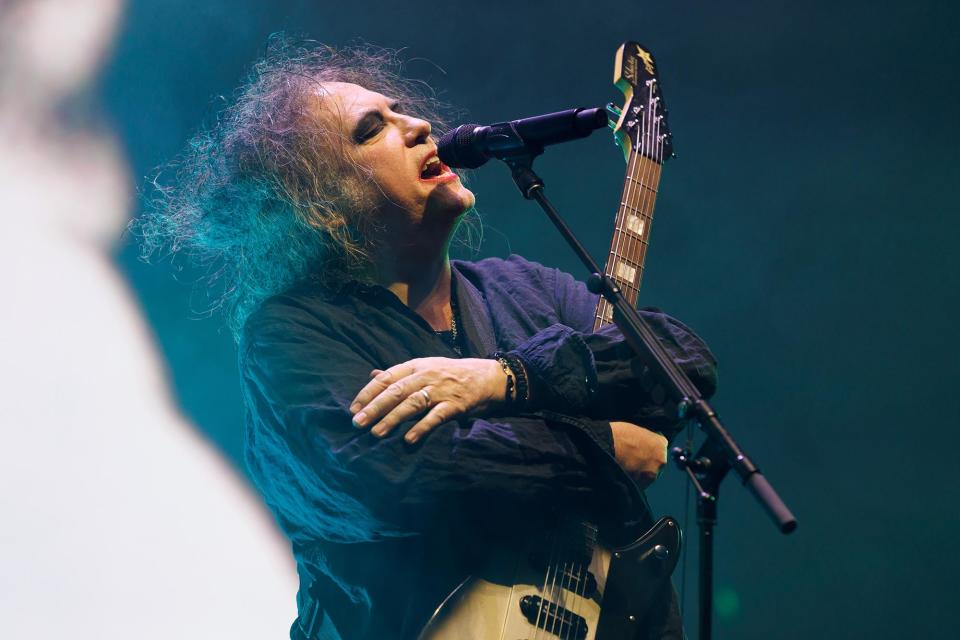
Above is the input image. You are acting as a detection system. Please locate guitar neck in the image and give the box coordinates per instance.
[593,152,663,331]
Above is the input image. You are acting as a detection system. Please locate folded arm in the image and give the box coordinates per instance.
[241,309,644,540]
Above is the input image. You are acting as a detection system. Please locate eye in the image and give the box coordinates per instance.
[354,121,383,143]
[353,114,385,144]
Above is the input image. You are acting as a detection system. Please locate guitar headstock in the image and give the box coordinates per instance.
[609,42,674,164]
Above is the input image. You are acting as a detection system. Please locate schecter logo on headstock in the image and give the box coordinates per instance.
[636,45,655,75]
[624,55,637,84]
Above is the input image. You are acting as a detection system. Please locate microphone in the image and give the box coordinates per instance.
[437,107,609,169]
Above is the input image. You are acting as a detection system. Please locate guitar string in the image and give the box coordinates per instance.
[574,522,592,639]
[629,86,652,296]
[632,82,653,291]
[581,88,657,639]
[601,78,667,327]
[634,80,658,291]
[634,89,656,293]
[570,521,598,640]
[532,534,553,640]
[615,105,647,315]
[642,83,659,283]
[648,83,664,274]
[627,80,657,304]
[623,90,649,302]
[635,82,665,297]
[532,535,548,640]
[598,118,636,332]
[596,103,642,331]
[567,521,594,640]
[620,82,650,300]
[558,528,576,640]
[608,123,642,316]
[557,78,668,640]
[550,527,568,639]
[556,526,578,640]
[600,95,640,330]
[537,525,565,640]
[599,81,667,639]
[572,100,645,639]
[579,108,644,639]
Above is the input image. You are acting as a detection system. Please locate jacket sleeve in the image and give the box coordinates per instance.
[241,307,644,544]
[505,265,718,441]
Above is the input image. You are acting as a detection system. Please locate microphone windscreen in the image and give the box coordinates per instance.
[437,124,488,169]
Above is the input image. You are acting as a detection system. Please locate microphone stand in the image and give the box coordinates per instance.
[497,148,798,640]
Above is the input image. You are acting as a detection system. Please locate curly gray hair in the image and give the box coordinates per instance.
[135,35,467,340]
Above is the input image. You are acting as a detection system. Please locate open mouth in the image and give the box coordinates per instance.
[419,155,445,179]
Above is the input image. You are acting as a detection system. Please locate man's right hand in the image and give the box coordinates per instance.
[609,421,669,489]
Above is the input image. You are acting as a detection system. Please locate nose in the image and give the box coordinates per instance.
[402,114,432,147]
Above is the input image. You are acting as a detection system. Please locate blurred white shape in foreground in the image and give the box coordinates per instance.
[0,1,298,637]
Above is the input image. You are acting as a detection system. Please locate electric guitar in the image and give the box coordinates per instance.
[419,42,678,640]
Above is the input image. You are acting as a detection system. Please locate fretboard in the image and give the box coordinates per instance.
[593,152,662,331]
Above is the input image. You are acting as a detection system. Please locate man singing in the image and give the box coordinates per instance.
[139,38,717,640]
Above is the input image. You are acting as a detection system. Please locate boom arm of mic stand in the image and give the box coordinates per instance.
[502,153,798,535]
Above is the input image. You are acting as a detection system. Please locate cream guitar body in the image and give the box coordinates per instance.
[419,518,680,640]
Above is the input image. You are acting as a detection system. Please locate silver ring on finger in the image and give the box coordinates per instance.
[418,388,431,408]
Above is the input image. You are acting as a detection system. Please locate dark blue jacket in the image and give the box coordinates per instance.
[240,255,717,639]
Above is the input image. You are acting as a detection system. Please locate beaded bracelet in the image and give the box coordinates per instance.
[504,353,530,409]
[493,355,516,408]
[493,352,530,411]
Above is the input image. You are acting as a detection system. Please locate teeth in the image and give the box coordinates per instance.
[421,157,442,177]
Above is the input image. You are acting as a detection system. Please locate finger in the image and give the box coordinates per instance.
[355,373,428,428]
[350,363,417,416]
[370,387,433,438]
[404,401,453,444]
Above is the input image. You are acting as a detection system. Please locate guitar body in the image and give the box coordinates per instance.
[419,517,681,640]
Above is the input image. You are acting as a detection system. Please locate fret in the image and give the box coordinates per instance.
[606,251,646,272]
[624,176,659,193]
[623,187,651,208]
[605,242,647,273]
[597,148,663,330]
[610,227,650,247]
[602,267,640,294]
[604,279,641,303]
[609,274,640,294]
[618,200,654,218]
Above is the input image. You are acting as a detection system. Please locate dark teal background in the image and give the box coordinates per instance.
[105,1,959,637]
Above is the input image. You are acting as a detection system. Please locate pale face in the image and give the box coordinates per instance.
[315,82,475,235]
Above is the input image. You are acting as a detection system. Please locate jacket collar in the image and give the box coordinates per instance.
[451,261,497,357]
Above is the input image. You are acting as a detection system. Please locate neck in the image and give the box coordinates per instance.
[377,248,453,331]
